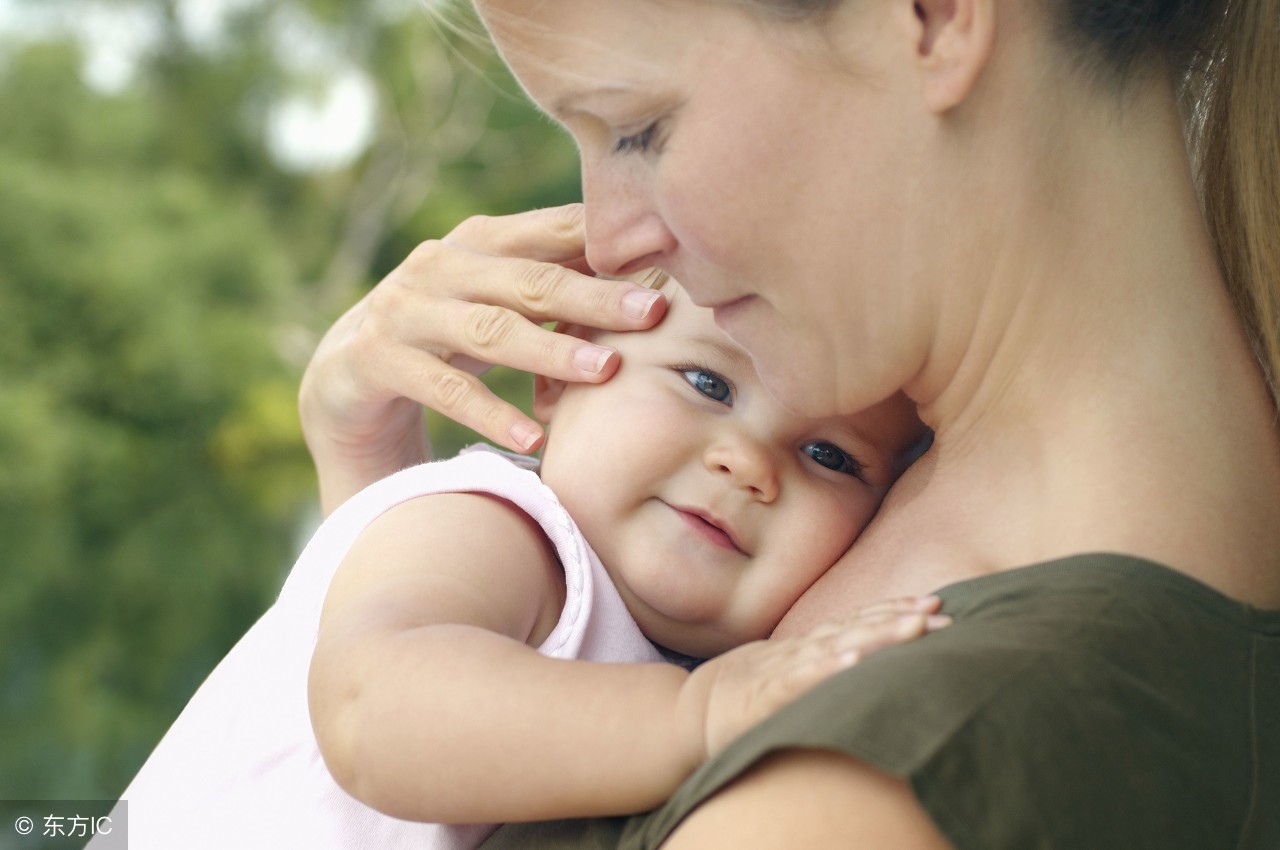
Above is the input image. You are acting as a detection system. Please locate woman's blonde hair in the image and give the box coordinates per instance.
[1189,0,1280,405]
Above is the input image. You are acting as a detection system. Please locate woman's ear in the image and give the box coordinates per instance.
[911,0,996,113]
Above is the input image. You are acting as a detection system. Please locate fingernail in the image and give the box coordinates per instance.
[914,595,942,609]
[893,612,927,634]
[621,289,661,319]
[572,345,613,374]
[926,615,953,630]
[509,421,542,452]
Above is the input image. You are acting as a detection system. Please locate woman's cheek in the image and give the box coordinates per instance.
[656,179,712,264]
[658,148,751,273]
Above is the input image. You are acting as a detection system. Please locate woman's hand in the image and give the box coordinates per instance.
[677,596,950,762]
[299,204,667,515]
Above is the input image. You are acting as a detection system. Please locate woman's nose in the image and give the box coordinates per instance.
[704,437,781,503]
[580,159,676,277]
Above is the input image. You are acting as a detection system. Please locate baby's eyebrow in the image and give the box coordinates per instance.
[680,334,753,372]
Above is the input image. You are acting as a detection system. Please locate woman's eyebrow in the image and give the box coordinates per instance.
[549,84,641,120]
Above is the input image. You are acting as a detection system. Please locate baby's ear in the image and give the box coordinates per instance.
[533,322,591,423]
[533,373,567,424]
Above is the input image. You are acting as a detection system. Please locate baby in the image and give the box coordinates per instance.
[110,276,939,850]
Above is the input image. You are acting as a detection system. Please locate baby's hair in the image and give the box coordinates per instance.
[636,269,673,292]
[599,267,672,292]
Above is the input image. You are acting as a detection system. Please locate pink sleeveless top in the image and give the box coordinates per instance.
[113,445,661,850]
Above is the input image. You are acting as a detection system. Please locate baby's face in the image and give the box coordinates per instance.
[536,284,924,657]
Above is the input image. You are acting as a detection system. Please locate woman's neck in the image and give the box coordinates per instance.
[775,81,1280,638]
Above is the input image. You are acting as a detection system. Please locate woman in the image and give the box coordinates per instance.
[300,0,1280,847]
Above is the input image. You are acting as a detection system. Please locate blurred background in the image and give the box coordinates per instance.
[0,0,579,800]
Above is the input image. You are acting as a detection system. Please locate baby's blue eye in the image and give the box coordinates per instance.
[682,369,732,404]
[804,442,864,479]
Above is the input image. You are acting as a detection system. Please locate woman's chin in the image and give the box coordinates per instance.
[710,294,769,348]
[754,359,841,417]
[711,299,852,416]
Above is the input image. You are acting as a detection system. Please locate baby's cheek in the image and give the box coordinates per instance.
[849,493,885,537]
[552,478,606,544]
[540,460,608,545]
[800,500,870,572]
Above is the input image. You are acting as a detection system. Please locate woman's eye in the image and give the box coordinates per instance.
[615,122,660,155]
[681,369,732,404]
[803,442,865,480]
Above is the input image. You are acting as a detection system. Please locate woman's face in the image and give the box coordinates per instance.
[475,0,937,418]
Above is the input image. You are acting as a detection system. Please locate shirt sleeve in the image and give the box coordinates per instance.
[614,558,1254,850]
[484,555,1260,850]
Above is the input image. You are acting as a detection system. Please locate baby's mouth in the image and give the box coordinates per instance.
[666,503,746,555]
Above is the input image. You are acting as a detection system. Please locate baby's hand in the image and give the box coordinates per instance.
[677,596,950,761]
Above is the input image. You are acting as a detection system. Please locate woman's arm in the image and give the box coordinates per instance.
[298,205,668,516]
[660,750,956,850]
[308,493,943,824]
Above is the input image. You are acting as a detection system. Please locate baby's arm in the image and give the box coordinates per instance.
[309,491,701,823]
[309,493,940,824]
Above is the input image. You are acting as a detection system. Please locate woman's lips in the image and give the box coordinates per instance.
[668,505,745,554]
[680,283,752,313]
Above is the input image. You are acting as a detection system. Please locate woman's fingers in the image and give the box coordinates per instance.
[441,204,589,262]
[344,305,548,453]
[499,254,666,327]
[424,299,621,380]
[352,235,665,454]
[403,242,666,331]
[300,203,669,509]
[356,284,624,452]
[431,204,667,331]
[376,345,547,453]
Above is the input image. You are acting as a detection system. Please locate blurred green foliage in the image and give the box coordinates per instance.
[0,0,578,798]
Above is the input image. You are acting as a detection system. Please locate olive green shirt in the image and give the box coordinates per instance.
[483,554,1280,849]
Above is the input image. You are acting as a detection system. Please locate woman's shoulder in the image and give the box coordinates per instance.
[936,550,1280,629]
[623,553,1277,850]
[480,553,1278,850]
[702,552,1270,762]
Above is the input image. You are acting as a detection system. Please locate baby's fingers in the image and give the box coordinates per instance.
[801,595,942,642]
[780,611,944,682]
[697,608,951,758]
[827,611,952,665]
